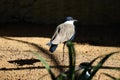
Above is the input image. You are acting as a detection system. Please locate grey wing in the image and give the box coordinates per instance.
[63,24,75,41]
[51,27,59,41]
[51,24,75,44]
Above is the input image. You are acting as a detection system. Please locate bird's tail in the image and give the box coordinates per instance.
[49,44,58,53]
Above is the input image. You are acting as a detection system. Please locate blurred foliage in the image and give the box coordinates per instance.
[101,73,120,80]
[33,41,120,80]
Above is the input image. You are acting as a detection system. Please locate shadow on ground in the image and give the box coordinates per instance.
[1,37,64,73]
[8,59,40,66]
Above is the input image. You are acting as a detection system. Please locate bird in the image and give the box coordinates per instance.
[47,16,77,53]
[56,62,92,80]
[74,62,92,80]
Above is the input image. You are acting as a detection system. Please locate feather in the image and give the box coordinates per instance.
[51,23,75,44]
[49,44,58,53]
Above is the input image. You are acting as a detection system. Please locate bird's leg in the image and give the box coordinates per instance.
[62,42,66,61]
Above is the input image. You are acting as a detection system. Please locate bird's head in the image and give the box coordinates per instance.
[66,16,77,22]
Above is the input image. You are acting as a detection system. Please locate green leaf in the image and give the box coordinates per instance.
[32,52,56,80]
[57,73,67,80]
[88,51,120,80]
[67,41,76,80]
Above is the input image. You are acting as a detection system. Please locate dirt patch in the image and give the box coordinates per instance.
[0,37,120,80]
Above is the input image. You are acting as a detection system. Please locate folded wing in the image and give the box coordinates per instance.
[51,23,75,44]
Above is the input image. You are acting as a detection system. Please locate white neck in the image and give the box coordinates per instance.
[64,21,74,24]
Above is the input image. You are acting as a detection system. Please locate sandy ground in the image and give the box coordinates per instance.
[0,37,119,80]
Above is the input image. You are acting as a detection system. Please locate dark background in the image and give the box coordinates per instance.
[0,0,120,46]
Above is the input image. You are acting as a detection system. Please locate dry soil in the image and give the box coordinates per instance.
[0,37,120,80]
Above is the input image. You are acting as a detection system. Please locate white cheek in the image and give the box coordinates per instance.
[86,71,90,77]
